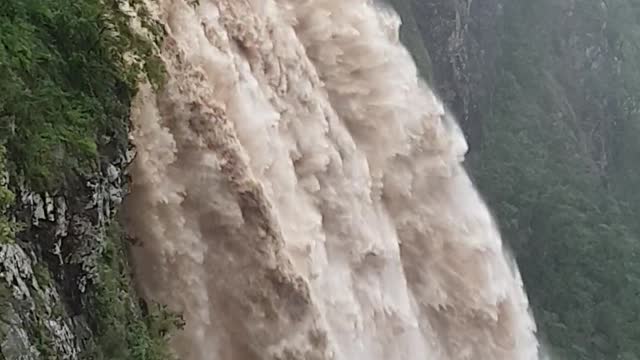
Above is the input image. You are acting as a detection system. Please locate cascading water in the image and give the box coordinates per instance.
[123,0,540,359]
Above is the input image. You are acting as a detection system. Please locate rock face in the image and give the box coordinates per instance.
[385,0,501,151]
[385,0,435,81]
[399,0,617,165]
[0,0,175,357]
[3,1,635,359]
[0,1,508,358]
[404,1,640,358]
[0,142,128,359]
[409,0,500,151]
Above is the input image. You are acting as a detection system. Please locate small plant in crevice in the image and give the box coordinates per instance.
[83,219,181,360]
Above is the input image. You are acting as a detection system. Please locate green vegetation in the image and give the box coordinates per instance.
[0,282,11,343]
[29,262,58,358]
[467,0,640,358]
[389,0,640,357]
[32,262,52,289]
[0,0,176,357]
[84,220,182,360]
[1,0,127,191]
[0,147,16,245]
[2,0,637,358]
[0,0,163,192]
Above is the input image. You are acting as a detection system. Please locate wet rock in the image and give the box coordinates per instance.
[0,304,40,360]
[0,242,80,359]
[1,137,128,358]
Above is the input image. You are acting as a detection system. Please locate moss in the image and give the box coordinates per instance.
[32,262,52,290]
[0,148,18,348]
[144,54,167,90]
[83,219,181,360]
[118,0,167,85]
[0,147,16,245]
[0,0,165,192]
[1,0,174,357]
[32,322,56,360]
[30,279,57,359]
[0,282,10,343]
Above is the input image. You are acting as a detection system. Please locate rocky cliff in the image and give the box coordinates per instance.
[392,0,640,358]
[0,0,177,358]
[386,0,500,150]
[2,0,640,359]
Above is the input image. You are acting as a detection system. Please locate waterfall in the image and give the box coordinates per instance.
[123,0,540,359]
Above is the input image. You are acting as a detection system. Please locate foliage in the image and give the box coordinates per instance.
[0,282,10,344]
[0,0,163,192]
[84,220,182,360]
[0,146,16,244]
[0,0,175,357]
[467,0,640,358]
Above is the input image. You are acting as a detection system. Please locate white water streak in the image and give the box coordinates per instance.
[124,0,540,359]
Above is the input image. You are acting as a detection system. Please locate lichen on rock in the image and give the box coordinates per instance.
[0,0,177,358]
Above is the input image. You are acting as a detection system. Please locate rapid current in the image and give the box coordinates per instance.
[123,1,540,359]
